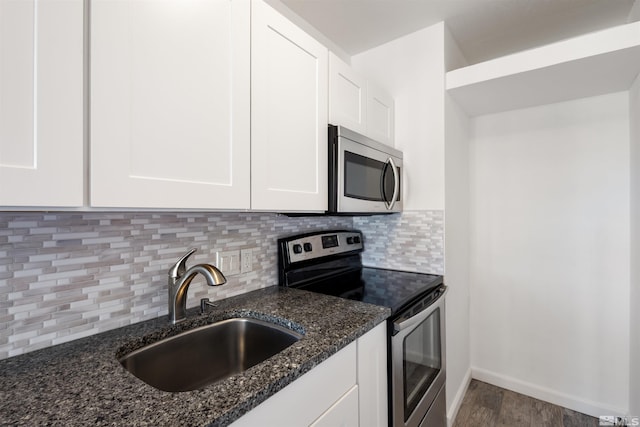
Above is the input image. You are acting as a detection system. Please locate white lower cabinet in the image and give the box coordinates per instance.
[310,386,359,427]
[230,322,387,427]
[230,341,356,427]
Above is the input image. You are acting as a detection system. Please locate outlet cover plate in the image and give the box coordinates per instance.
[241,248,253,274]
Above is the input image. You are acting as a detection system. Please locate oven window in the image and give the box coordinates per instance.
[403,307,441,421]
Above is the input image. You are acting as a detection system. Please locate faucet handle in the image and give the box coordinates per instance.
[168,248,197,279]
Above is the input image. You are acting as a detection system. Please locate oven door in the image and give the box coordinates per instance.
[336,137,402,213]
[391,289,447,427]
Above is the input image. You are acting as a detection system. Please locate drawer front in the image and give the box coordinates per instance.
[230,341,357,427]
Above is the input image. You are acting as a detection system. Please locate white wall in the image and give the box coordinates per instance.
[470,92,631,416]
[630,74,640,416]
[444,93,471,423]
[443,25,472,425]
[352,24,445,211]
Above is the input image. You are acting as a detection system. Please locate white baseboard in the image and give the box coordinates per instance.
[471,367,628,418]
[447,368,472,427]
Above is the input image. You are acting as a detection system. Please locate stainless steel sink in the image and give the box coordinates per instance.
[119,318,303,392]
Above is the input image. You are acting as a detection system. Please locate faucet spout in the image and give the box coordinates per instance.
[168,249,227,324]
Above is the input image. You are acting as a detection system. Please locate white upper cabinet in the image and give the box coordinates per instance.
[329,52,395,146]
[329,52,367,135]
[366,82,395,146]
[251,0,328,212]
[90,0,250,209]
[0,0,83,207]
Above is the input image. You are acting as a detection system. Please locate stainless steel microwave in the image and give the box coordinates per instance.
[328,125,403,214]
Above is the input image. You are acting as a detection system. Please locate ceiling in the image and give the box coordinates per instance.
[280,0,636,65]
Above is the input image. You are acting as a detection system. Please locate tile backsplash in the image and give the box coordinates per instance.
[355,210,445,275]
[0,212,352,359]
[0,210,444,360]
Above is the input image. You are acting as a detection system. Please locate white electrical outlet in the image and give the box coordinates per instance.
[241,248,253,273]
[216,250,240,275]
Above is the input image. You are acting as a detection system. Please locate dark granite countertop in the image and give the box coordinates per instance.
[0,287,389,426]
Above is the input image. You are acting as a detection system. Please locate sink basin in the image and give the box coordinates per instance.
[119,318,303,392]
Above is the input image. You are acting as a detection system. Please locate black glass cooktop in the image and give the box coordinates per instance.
[358,267,443,314]
[284,263,443,316]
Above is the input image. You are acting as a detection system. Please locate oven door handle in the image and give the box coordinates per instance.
[384,157,400,210]
[393,287,447,334]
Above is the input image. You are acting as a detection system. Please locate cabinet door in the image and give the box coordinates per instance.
[329,52,367,135]
[0,0,83,207]
[310,385,359,427]
[91,0,250,209]
[251,0,328,212]
[366,82,395,146]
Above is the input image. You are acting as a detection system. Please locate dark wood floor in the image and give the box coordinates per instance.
[453,380,599,427]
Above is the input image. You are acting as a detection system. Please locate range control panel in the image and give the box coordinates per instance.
[283,230,364,264]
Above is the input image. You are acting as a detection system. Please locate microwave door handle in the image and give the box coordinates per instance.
[385,157,400,210]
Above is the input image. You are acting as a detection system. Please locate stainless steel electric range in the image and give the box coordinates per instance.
[278,229,447,427]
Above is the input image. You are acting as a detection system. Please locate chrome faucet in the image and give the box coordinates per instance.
[168,248,227,324]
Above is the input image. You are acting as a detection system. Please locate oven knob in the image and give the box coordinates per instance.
[292,244,302,254]
[353,236,361,244]
[303,243,313,252]
[346,237,354,244]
